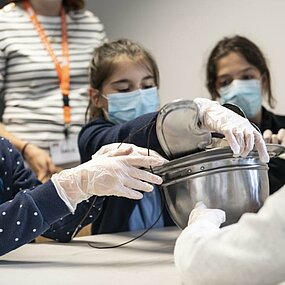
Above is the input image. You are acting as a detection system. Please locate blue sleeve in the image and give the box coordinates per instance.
[78,113,167,162]
[0,138,104,253]
[42,196,105,242]
[0,181,71,256]
[0,138,73,256]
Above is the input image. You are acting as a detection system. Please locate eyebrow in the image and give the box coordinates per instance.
[111,76,155,85]
[142,75,155,81]
[111,79,130,85]
[217,67,256,79]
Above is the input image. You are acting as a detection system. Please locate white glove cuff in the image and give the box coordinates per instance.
[186,219,222,238]
[51,172,90,213]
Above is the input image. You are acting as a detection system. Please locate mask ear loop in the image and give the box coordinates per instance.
[87,117,166,249]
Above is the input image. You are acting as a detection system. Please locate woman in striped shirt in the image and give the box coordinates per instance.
[0,0,106,181]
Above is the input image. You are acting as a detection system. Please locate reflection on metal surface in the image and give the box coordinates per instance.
[156,99,211,159]
[154,144,285,228]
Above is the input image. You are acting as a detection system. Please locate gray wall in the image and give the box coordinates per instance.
[86,0,285,114]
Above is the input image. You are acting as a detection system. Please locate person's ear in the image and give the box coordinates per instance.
[89,88,104,108]
[260,75,268,95]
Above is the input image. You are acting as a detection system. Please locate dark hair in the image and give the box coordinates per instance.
[62,0,85,11]
[206,35,275,108]
[12,0,85,11]
[87,39,160,121]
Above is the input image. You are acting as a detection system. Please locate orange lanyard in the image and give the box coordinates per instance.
[24,0,71,137]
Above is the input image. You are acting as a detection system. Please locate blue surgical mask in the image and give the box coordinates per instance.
[219,79,262,119]
[105,87,160,124]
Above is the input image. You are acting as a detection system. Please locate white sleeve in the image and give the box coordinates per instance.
[174,186,285,285]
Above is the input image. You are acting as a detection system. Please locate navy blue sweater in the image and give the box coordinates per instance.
[79,112,166,163]
[0,138,104,256]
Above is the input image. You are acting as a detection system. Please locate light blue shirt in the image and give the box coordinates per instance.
[128,186,164,231]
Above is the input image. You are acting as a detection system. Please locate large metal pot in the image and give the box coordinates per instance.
[154,144,284,228]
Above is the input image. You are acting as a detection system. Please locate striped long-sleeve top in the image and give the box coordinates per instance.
[0,3,106,149]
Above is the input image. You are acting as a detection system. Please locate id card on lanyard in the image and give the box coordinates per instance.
[24,0,80,165]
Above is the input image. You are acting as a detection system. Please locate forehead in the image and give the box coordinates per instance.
[106,56,153,83]
[216,52,257,77]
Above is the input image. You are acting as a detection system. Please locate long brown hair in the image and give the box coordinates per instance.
[87,39,160,121]
[206,35,275,108]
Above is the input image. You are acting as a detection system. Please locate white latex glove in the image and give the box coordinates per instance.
[51,143,167,212]
[194,98,269,162]
[92,142,167,161]
[188,202,226,227]
[263,128,285,145]
[174,202,225,285]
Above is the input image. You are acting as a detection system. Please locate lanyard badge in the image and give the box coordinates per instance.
[24,0,71,138]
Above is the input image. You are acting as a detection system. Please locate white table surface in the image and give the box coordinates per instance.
[0,226,182,285]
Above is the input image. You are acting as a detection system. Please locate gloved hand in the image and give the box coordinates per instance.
[51,143,167,212]
[92,142,168,162]
[194,98,269,162]
[188,201,226,227]
[263,128,285,145]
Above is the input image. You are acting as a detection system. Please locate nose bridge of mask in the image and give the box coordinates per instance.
[219,79,262,119]
[106,89,141,111]
[105,87,160,124]
[140,87,159,107]
[135,87,159,115]
[220,79,260,98]
[234,79,260,89]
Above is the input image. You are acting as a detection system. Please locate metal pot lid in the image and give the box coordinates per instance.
[154,144,285,176]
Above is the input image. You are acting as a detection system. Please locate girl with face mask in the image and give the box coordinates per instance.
[80,39,170,234]
[78,39,268,235]
[206,35,285,193]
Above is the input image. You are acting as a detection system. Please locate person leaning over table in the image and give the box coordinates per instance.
[174,184,285,285]
[0,0,106,182]
[0,138,166,256]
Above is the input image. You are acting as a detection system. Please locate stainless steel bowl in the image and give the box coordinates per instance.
[154,144,284,228]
